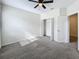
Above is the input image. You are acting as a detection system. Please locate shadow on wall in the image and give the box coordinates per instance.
[2,5,40,46]
[19,32,38,46]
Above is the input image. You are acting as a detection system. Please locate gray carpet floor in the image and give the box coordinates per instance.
[0,36,79,59]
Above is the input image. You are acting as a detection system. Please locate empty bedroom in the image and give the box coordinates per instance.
[0,0,79,59]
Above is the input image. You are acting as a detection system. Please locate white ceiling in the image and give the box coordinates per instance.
[2,0,77,14]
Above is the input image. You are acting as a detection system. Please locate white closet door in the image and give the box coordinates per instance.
[46,19,54,40]
[51,19,54,40]
[46,19,52,36]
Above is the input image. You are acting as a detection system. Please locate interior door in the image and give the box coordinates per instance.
[51,18,54,40]
[46,19,51,36]
[69,14,78,42]
[46,19,54,40]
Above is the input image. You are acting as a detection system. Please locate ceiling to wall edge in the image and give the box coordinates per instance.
[1,3,42,15]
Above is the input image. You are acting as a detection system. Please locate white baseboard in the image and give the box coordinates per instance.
[2,36,39,46]
[2,40,22,46]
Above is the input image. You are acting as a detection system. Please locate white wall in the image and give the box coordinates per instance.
[67,0,79,50]
[56,16,68,42]
[2,5,41,46]
[67,0,79,15]
[41,9,60,19]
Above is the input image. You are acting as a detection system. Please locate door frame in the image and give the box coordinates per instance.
[68,13,78,49]
[0,3,2,48]
[42,18,54,41]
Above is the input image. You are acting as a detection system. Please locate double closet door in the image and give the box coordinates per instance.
[43,18,54,40]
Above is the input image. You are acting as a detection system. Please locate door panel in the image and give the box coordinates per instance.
[46,19,51,36]
[46,19,54,40]
[69,14,78,42]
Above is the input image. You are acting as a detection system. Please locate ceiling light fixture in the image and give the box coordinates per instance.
[39,3,42,7]
[29,0,53,9]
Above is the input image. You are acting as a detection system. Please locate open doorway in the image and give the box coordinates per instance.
[43,18,54,41]
[69,13,78,49]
